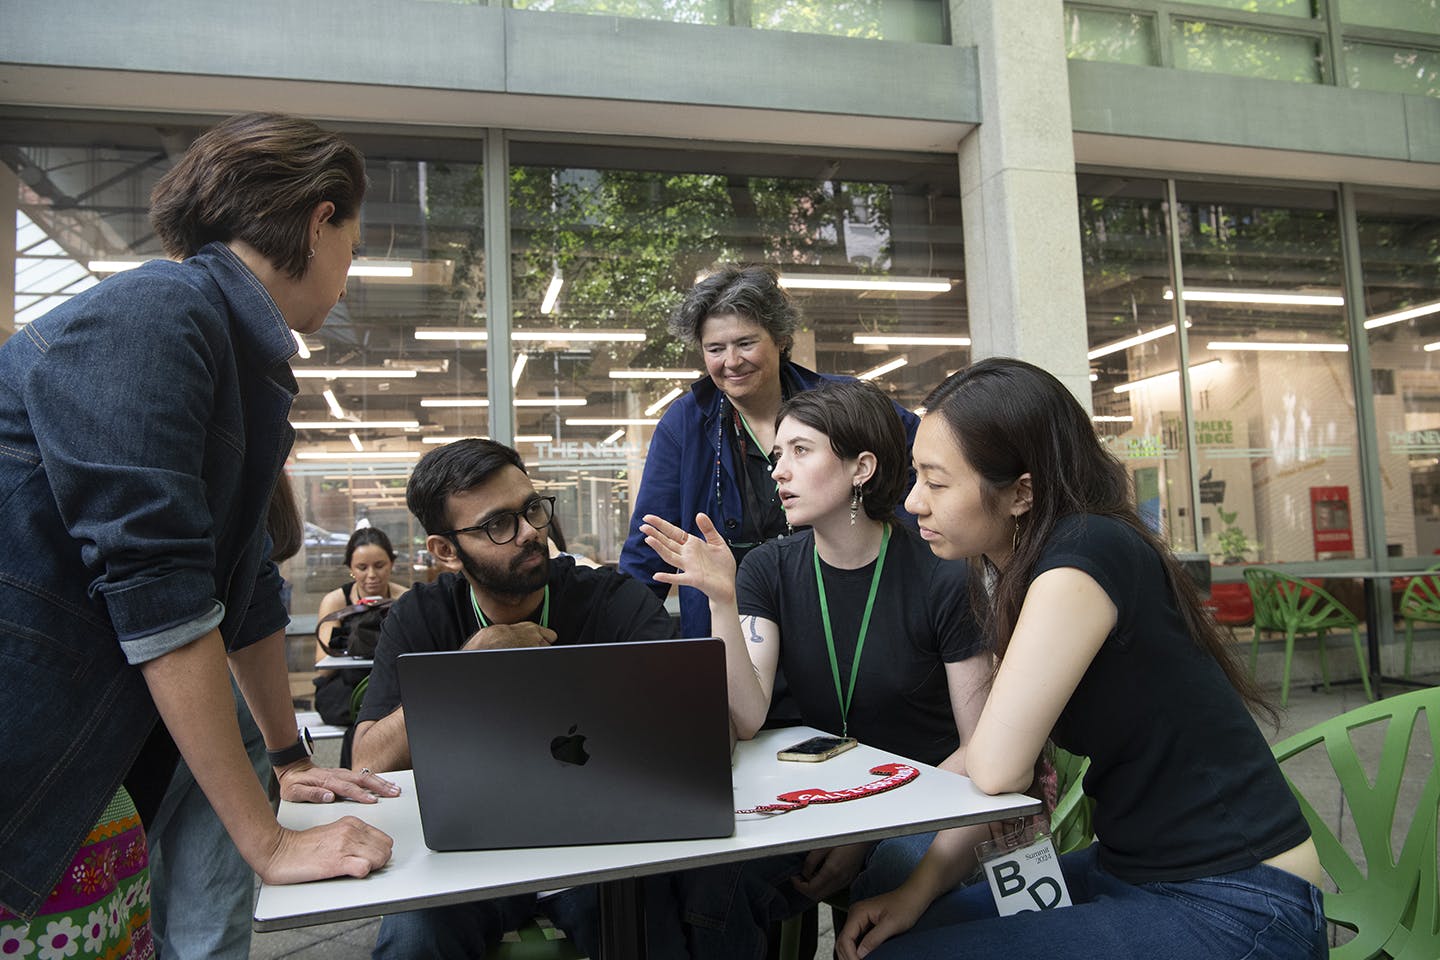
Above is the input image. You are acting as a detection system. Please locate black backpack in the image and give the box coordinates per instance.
[316,598,394,660]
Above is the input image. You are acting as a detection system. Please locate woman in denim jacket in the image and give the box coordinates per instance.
[0,114,397,942]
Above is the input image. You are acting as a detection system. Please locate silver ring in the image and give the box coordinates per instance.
[360,767,371,776]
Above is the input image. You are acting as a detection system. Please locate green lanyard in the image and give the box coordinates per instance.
[812,524,891,738]
[470,584,550,630]
[735,410,769,458]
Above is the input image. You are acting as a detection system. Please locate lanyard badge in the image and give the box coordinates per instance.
[813,525,891,739]
[975,820,1073,915]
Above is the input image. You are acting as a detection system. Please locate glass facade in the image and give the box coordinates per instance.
[506,0,949,42]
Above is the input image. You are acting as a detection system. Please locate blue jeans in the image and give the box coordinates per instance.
[868,844,1327,960]
[148,683,269,960]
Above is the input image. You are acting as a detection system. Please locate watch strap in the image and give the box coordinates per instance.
[267,727,314,768]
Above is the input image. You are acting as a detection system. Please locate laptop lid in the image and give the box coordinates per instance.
[398,637,735,851]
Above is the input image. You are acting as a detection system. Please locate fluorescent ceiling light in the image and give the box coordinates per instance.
[296,451,420,461]
[1206,340,1348,353]
[1422,341,1440,352]
[414,328,488,342]
[602,429,625,445]
[411,328,646,343]
[348,259,413,278]
[566,418,660,426]
[422,434,553,444]
[347,432,364,452]
[1365,298,1440,330]
[856,357,908,381]
[511,353,528,387]
[419,397,588,408]
[608,369,702,379]
[852,334,970,346]
[1091,415,1135,423]
[292,368,417,379]
[321,389,346,419]
[540,273,563,315]
[292,331,311,359]
[644,387,684,417]
[1089,373,1099,382]
[1088,324,1177,360]
[779,275,953,293]
[1113,359,1224,394]
[88,259,148,273]
[1163,288,1344,307]
[291,420,420,429]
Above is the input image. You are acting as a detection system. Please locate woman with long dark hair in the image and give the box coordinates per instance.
[837,358,1324,960]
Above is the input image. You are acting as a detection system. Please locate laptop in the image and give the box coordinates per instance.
[397,637,736,851]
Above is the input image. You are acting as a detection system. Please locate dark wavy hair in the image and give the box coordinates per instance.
[406,438,527,536]
[668,264,799,361]
[777,380,907,522]
[343,526,396,566]
[924,357,1274,722]
[150,113,366,278]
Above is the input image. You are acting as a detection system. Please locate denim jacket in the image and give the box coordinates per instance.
[618,362,920,639]
[0,243,295,919]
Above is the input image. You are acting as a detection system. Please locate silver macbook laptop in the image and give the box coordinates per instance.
[398,637,735,851]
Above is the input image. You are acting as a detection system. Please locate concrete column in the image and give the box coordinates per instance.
[950,0,1091,408]
[0,164,16,341]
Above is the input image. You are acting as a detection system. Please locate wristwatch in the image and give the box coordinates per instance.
[267,727,314,768]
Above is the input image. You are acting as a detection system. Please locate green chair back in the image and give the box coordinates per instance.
[1397,562,1440,678]
[1243,567,1373,705]
[493,916,586,960]
[1050,747,1095,855]
[349,673,370,722]
[1272,686,1440,959]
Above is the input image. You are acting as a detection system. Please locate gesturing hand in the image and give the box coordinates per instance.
[640,513,737,603]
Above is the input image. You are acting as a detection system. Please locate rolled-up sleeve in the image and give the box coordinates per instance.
[20,275,225,662]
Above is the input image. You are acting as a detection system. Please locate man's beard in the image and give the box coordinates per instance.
[453,537,550,601]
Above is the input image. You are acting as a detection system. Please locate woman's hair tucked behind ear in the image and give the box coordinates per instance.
[150,113,366,278]
[777,379,907,521]
[925,357,1274,723]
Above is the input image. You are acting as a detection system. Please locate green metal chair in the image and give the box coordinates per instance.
[1272,686,1440,959]
[1397,562,1440,678]
[1243,567,1373,706]
[492,916,585,960]
[1050,747,1095,855]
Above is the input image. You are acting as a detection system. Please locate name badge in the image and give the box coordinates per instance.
[976,821,1073,916]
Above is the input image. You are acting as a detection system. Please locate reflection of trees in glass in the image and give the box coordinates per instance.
[1174,19,1322,83]
[1345,42,1440,99]
[749,0,883,39]
[1077,194,1170,336]
[510,0,725,24]
[1064,7,1157,65]
[1176,0,1316,18]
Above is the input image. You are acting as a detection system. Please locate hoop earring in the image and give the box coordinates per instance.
[850,484,862,526]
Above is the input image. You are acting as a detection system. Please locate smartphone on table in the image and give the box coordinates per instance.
[776,735,858,762]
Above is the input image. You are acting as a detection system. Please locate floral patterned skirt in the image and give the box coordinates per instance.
[0,787,154,960]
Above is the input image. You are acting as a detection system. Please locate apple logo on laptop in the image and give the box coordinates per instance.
[550,724,590,766]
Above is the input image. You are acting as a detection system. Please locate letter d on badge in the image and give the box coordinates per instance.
[976,823,1073,917]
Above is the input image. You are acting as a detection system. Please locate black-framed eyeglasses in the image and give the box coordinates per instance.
[441,496,556,546]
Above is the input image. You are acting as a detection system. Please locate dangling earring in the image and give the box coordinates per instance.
[1012,516,1021,553]
[850,484,862,526]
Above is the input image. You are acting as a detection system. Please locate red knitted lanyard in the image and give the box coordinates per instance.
[737,763,920,815]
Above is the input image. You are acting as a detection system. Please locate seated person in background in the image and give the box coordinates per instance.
[640,379,992,950]
[314,525,410,665]
[353,438,676,960]
[314,525,409,765]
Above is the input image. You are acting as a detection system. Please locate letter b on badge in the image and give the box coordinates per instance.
[978,827,1073,917]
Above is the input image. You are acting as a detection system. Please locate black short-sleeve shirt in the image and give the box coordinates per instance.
[736,524,982,766]
[358,557,676,724]
[1033,514,1310,882]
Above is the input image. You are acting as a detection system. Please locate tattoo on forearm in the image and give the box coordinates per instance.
[745,615,762,644]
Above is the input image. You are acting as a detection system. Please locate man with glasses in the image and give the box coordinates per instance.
[352,438,674,959]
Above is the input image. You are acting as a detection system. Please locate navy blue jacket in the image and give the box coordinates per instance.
[619,362,921,639]
[0,243,295,918]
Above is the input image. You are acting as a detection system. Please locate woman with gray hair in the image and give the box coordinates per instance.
[620,264,920,647]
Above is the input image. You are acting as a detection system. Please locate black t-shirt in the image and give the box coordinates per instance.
[358,557,677,724]
[1034,514,1310,883]
[736,525,982,766]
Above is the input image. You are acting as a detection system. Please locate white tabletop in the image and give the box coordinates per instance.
[315,655,374,669]
[254,726,1040,932]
